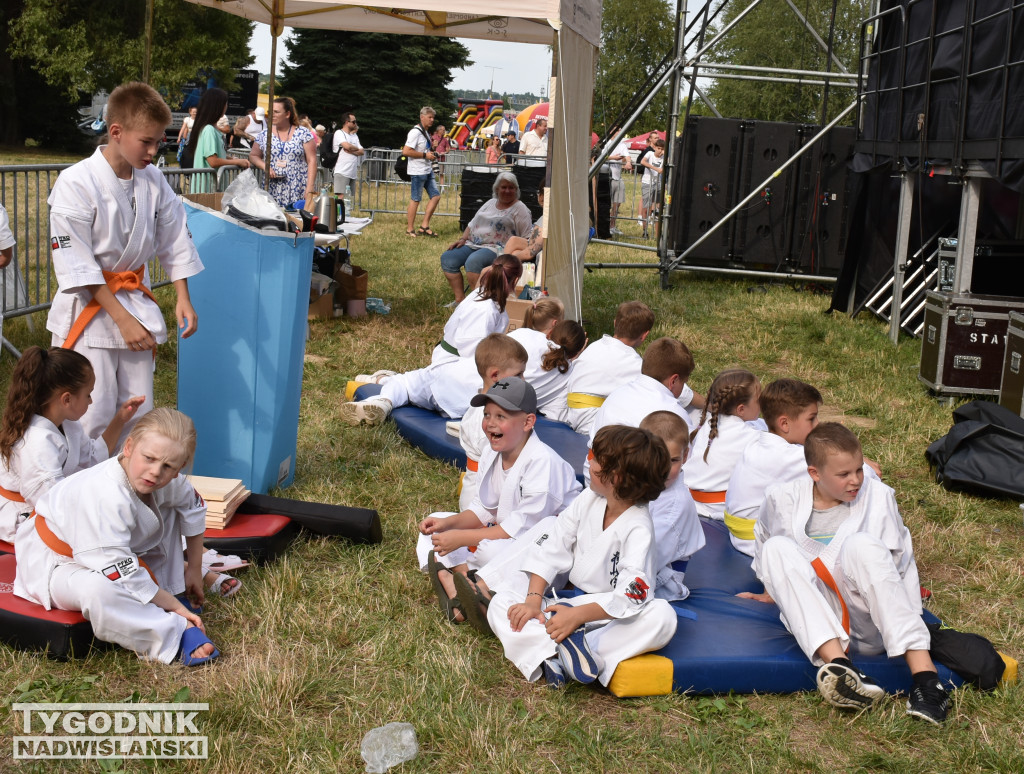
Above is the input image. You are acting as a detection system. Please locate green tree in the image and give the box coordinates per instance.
[278,30,471,149]
[5,0,253,146]
[697,0,869,124]
[594,0,676,136]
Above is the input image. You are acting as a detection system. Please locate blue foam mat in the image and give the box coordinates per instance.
[660,518,960,695]
[354,384,590,480]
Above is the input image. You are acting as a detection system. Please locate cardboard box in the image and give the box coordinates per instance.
[308,292,337,320]
[505,297,534,332]
[182,192,224,210]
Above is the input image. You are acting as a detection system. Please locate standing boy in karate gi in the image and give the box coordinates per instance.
[47,82,203,446]
[746,422,950,724]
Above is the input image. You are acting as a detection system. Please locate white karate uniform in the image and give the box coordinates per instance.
[682,415,764,520]
[458,404,487,512]
[0,415,108,541]
[564,335,641,434]
[649,474,705,600]
[13,457,207,664]
[430,289,508,366]
[380,357,481,418]
[752,476,929,666]
[417,431,581,571]
[509,327,572,417]
[725,434,882,557]
[486,488,678,685]
[47,148,204,440]
[584,375,693,484]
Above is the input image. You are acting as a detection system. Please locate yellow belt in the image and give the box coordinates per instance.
[723,510,755,541]
[567,392,605,409]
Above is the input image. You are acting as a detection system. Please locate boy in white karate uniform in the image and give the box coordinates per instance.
[487,425,678,687]
[724,379,822,556]
[639,411,705,601]
[341,333,527,427]
[47,82,203,445]
[564,301,654,435]
[586,337,696,485]
[744,422,950,724]
[419,377,581,623]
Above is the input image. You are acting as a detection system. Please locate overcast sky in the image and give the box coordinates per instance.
[249,25,553,97]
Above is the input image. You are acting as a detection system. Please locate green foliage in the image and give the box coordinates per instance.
[697,0,869,124]
[278,30,471,149]
[8,0,253,103]
[595,0,676,135]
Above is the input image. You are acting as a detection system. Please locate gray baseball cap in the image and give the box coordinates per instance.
[470,376,538,414]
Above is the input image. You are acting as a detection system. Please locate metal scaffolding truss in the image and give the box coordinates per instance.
[587,0,873,286]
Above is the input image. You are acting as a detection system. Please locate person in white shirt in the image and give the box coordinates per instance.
[519,117,548,158]
[332,112,364,202]
[607,137,633,235]
[403,106,442,238]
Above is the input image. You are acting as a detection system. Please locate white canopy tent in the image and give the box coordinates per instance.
[183,0,602,320]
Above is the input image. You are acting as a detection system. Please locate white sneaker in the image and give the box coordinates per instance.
[609,227,623,236]
[445,421,462,438]
[354,370,397,384]
[339,396,393,426]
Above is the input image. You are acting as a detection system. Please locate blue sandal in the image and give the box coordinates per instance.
[180,626,220,666]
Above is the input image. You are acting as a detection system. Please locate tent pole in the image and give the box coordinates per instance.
[659,0,687,289]
[265,1,284,193]
[143,0,154,84]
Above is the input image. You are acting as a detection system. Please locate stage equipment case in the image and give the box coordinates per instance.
[919,291,1024,396]
[998,311,1024,417]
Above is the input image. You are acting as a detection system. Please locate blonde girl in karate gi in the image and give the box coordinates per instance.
[683,368,764,520]
[487,425,678,687]
[13,408,218,666]
[0,347,144,542]
[46,82,203,447]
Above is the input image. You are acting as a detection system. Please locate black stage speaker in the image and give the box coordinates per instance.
[591,170,611,239]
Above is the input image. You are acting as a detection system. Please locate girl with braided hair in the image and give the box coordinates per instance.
[682,368,764,520]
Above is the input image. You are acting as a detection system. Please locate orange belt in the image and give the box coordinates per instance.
[466,458,479,472]
[811,557,850,637]
[689,489,726,505]
[0,484,26,503]
[60,267,157,352]
[35,515,156,583]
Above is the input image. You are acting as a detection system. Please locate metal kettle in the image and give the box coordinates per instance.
[312,185,336,233]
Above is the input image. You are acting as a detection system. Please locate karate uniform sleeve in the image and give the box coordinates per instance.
[751,483,789,581]
[48,174,106,291]
[588,522,659,619]
[520,493,584,584]
[166,477,207,537]
[69,502,161,604]
[17,433,67,509]
[66,422,109,472]
[153,171,203,281]
[499,457,579,537]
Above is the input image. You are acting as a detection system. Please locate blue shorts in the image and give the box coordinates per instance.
[410,173,440,202]
[440,244,498,275]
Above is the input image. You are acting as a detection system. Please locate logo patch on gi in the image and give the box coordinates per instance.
[624,577,650,604]
[534,532,549,547]
[192,487,205,508]
[50,235,71,251]
[102,556,140,582]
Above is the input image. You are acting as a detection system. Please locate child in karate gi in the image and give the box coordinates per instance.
[564,301,654,435]
[0,347,144,541]
[508,298,587,420]
[745,423,950,724]
[486,424,678,687]
[14,408,219,666]
[418,377,581,623]
[341,332,527,427]
[639,411,705,601]
[46,82,203,446]
[683,368,764,521]
[724,378,822,556]
[428,255,523,367]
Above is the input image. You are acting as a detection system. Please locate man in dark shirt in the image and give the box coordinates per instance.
[501,131,521,163]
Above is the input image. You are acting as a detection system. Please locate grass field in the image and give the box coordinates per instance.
[0,158,1022,772]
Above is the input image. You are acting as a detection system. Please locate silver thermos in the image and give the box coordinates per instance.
[313,185,336,233]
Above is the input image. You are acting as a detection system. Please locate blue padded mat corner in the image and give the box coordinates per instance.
[354,383,590,479]
[661,518,961,695]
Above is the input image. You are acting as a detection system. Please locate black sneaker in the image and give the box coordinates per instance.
[906,679,950,725]
[816,661,886,710]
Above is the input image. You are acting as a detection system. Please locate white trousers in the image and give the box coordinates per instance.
[49,563,188,664]
[759,533,930,666]
[415,514,511,572]
[380,370,436,411]
[63,337,153,447]
[486,589,677,685]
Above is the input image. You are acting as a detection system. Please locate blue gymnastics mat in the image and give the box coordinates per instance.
[353,384,590,480]
[607,518,963,697]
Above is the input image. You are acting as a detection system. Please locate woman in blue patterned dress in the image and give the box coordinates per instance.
[248,96,318,208]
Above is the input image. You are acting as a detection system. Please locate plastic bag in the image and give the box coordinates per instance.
[360,722,417,773]
[221,170,287,231]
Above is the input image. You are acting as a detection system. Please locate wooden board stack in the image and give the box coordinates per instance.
[187,475,250,529]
